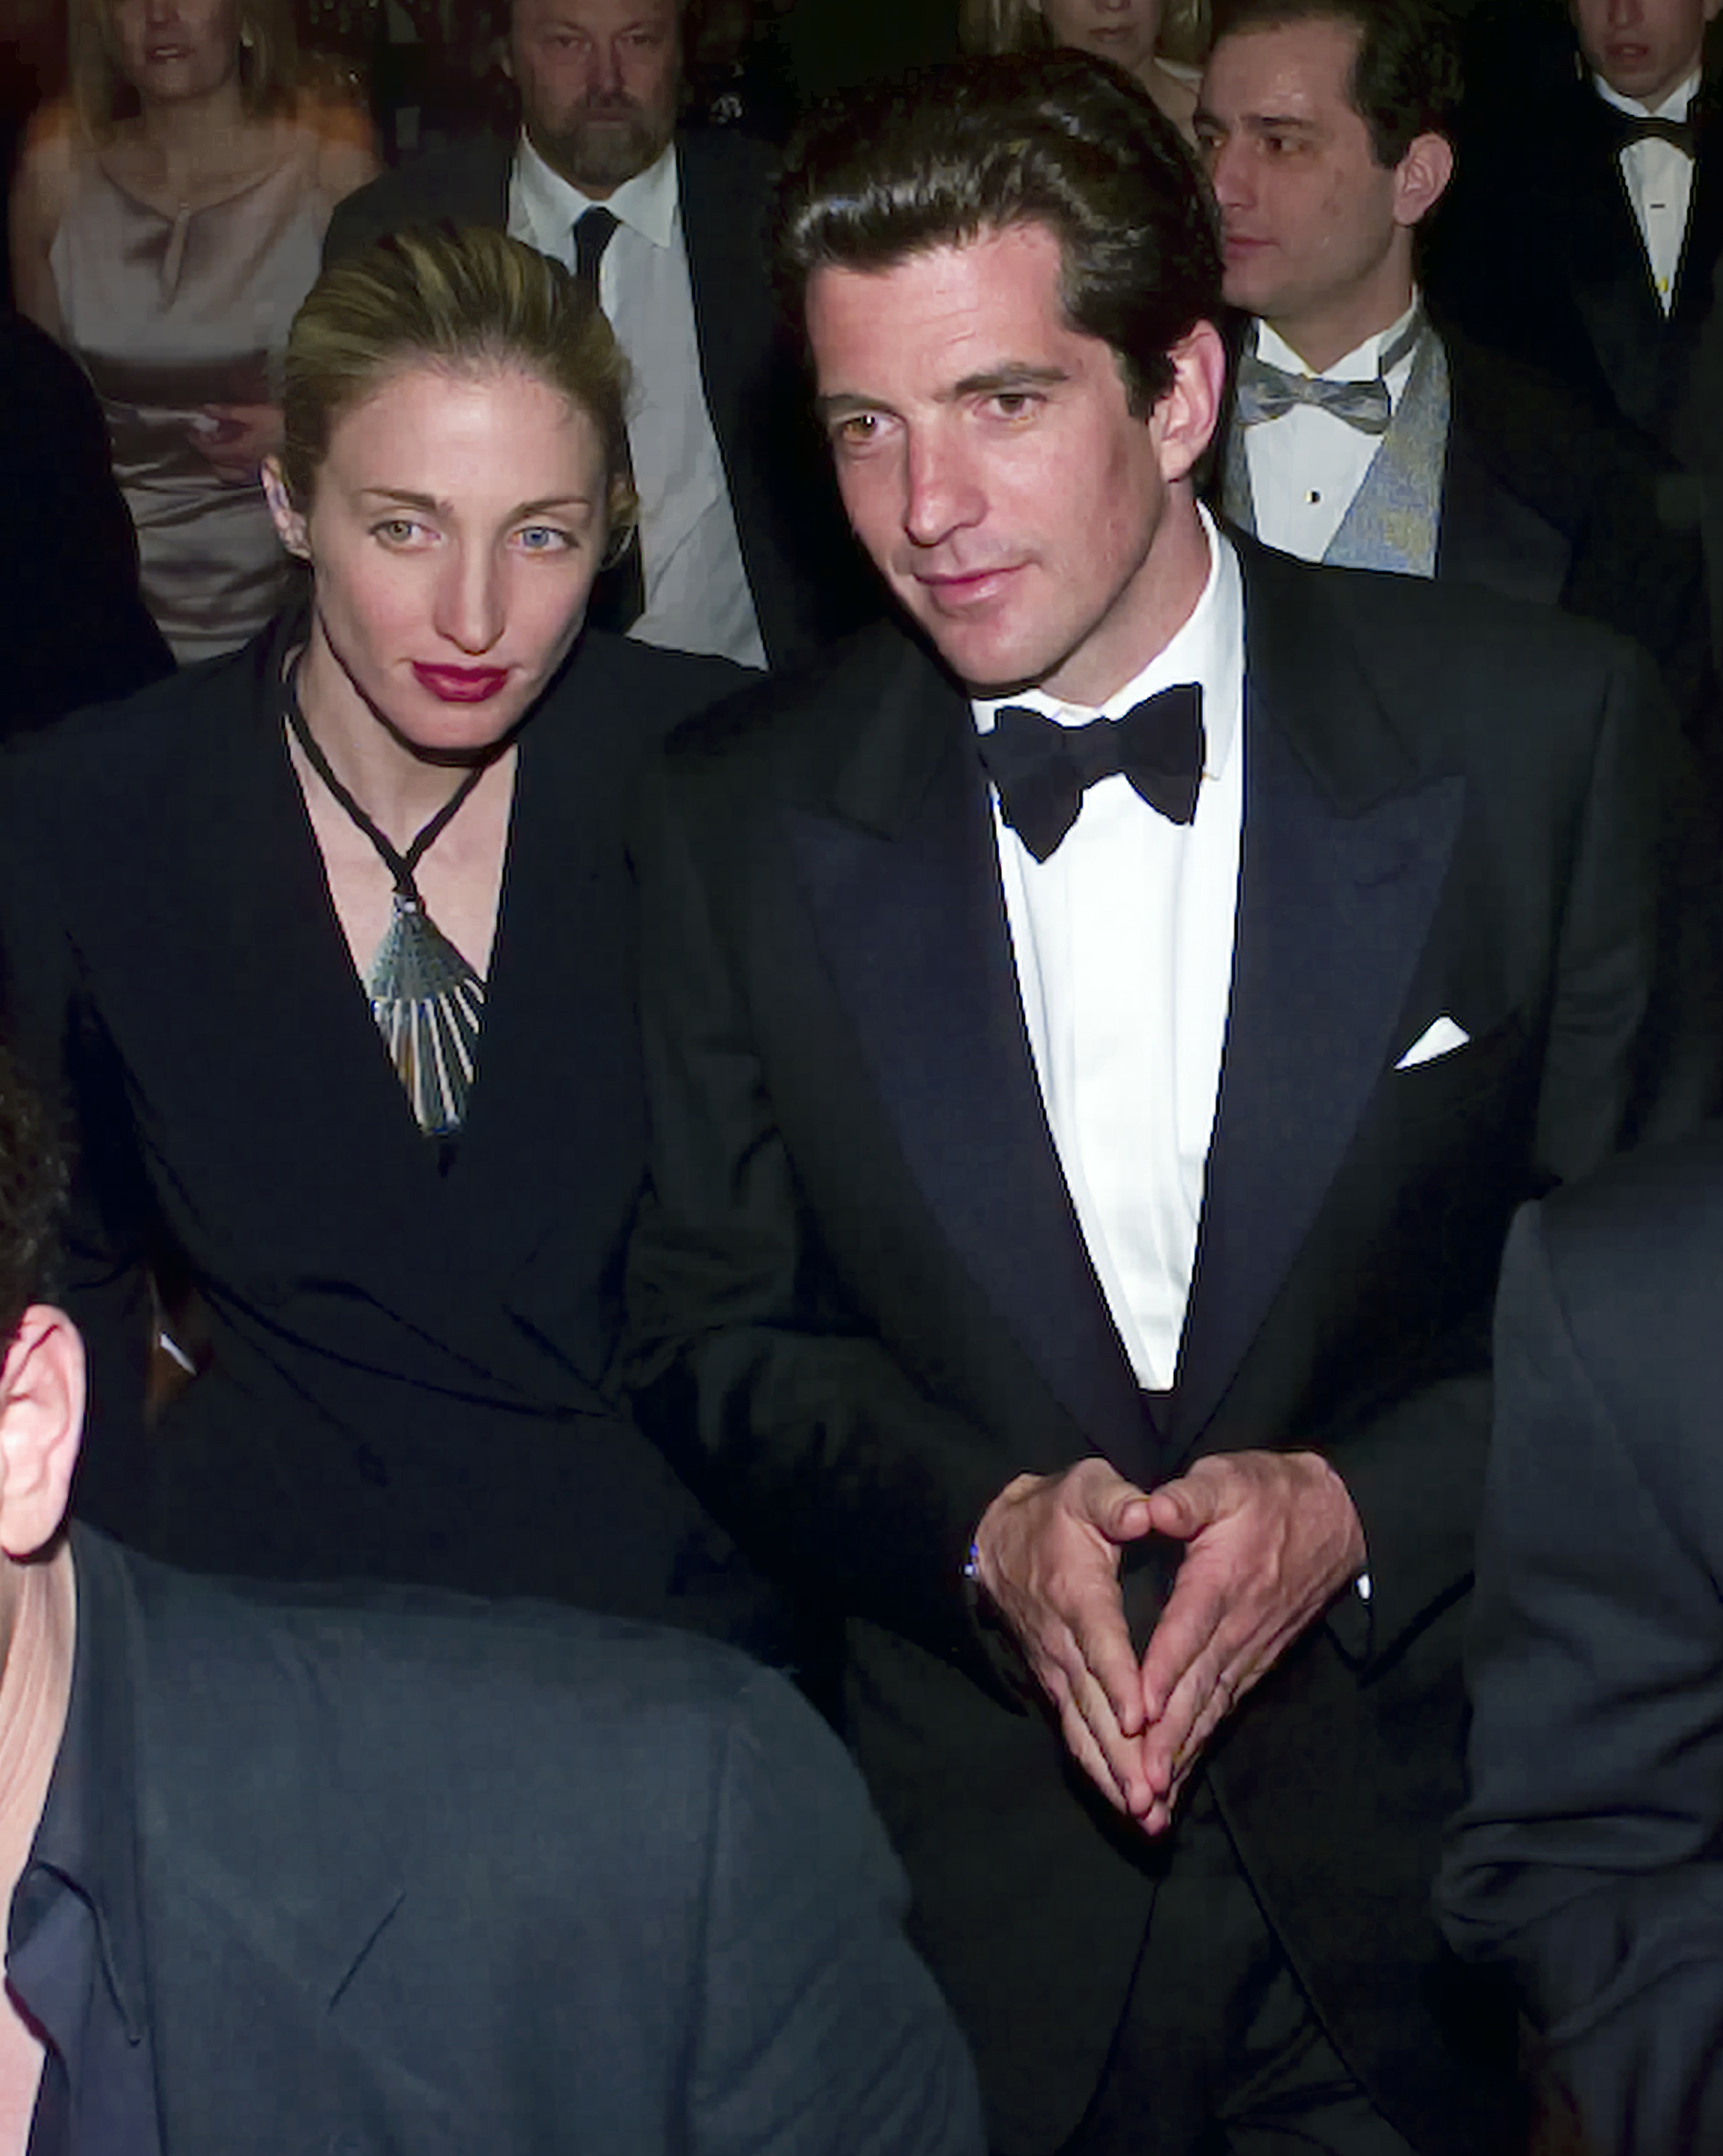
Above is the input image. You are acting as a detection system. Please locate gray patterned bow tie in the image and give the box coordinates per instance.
[1234,354,1394,434]
[1233,311,1427,436]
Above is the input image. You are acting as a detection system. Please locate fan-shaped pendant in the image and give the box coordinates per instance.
[365,894,485,1136]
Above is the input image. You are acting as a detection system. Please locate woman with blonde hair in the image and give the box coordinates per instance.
[0,227,773,1641]
[959,0,1207,137]
[9,0,376,661]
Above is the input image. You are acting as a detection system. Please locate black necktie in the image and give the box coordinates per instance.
[978,686,1206,861]
[571,206,645,635]
[573,204,620,293]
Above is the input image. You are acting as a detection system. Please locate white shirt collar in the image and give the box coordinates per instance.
[513,132,680,252]
[972,506,1245,781]
[1254,293,1422,385]
[1594,64,1701,120]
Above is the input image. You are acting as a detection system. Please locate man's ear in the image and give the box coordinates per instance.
[0,1309,84,1562]
[1150,319,1229,485]
[262,458,311,560]
[1392,130,1455,229]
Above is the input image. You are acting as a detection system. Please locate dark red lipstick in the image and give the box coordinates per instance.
[412,664,509,704]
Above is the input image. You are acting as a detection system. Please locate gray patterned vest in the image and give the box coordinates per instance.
[1222,326,1451,578]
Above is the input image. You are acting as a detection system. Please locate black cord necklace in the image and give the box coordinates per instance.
[283,668,492,1137]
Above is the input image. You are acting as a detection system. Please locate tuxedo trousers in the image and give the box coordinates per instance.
[1060,1780,1415,2156]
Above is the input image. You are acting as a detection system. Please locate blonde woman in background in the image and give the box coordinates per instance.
[959,0,1207,137]
[9,0,376,661]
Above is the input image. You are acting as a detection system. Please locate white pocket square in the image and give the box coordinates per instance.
[1395,1016,1470,1071]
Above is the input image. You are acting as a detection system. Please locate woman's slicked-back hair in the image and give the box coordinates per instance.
[280,224,637,538]
[0,1046,66,1350]
[773,50,1222,413]
[69,0,297,134]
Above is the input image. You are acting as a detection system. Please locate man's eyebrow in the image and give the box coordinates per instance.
[1241,110,1320,135]
[814,391,887,422]
[815,364,1069,423]
[949,364,1069,397]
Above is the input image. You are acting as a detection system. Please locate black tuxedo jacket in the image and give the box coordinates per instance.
[63,1526,982,2154]
[1441,1127,1723,2156]
[0,624,782,1641]
[1428,71,1723,452]
[624,544,1718,2155]
[323,129,872,668]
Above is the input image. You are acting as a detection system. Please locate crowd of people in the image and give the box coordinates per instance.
[2,0,1723,2147]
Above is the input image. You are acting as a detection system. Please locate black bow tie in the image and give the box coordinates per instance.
[978,686,1206,861]
[1608,109,1697,153]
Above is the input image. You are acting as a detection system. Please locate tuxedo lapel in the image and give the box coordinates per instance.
[1674,95,1723,325]
[787,635,1155,1481]
[1171,552,1465,1450]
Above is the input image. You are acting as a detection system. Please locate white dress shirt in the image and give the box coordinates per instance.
[1244,299,1423,561]
[509,135,766,667]
[1596,67,1700,314]
[972,512,1246,1392]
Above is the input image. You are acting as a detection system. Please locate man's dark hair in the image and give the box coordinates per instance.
[1210,0,1463,166]
[772,50,1223,414]
[0,1047,64,1345]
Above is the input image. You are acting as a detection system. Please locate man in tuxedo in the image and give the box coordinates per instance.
[1197,0,1708,718]
[1440,1129,1723,2156]
[1427,0,1723,457]
[623,49,1714,2156]
[0,1047,982,2153]
[324,0,870,668]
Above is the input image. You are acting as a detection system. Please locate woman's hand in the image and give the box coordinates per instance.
[189,402,285,485]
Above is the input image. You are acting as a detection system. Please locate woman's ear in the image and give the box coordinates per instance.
[262,457,311,560]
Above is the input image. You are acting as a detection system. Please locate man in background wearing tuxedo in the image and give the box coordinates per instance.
[1197,0,1709,727]
[1430,0,1723,458]
[624,49,1715,2156]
